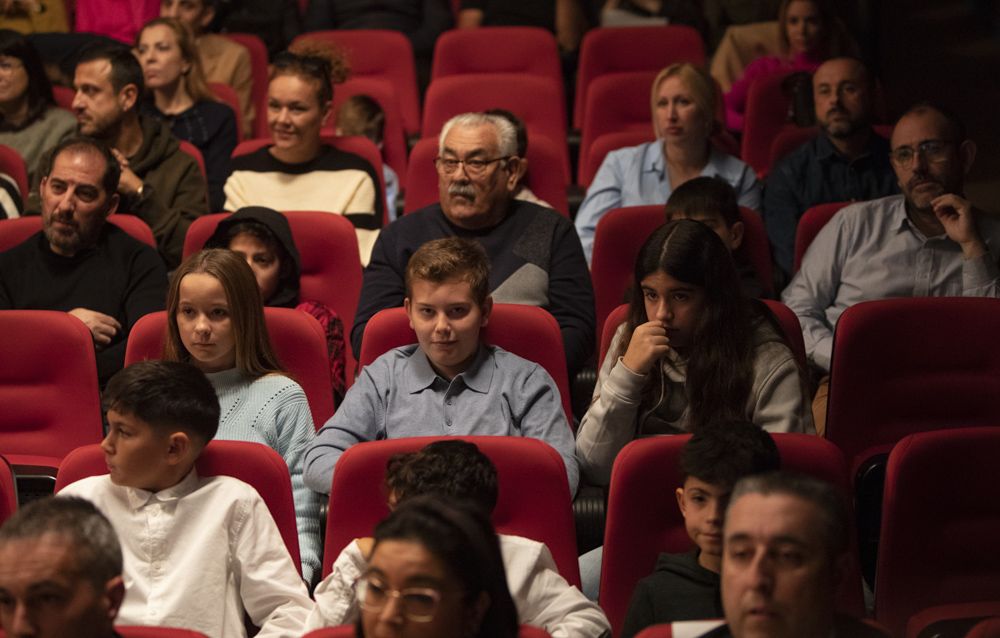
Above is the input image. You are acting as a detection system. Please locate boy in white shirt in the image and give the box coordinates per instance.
[61,360,314,638]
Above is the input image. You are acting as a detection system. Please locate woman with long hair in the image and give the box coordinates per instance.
[576,220,813,486]
[163,248,321,582]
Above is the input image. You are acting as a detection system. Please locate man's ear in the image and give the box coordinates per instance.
[104,575,126,621]
[165,431,193,466]
[960,140,976,175]
[104,193,120,218]
[504,157,522,190]
[480,296,493,328]
[675,487,686,516]
[728,220,745,251]
[119,83,139,113]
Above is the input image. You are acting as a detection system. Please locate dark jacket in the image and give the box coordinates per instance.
[621,551,722,638]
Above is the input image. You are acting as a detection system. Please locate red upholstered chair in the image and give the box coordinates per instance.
[827,299,1000,476]
[323,436,578,587]
[55,441,301,566]
[738,206,774,298]
[302,626,553,638]
[328,76,408,178]
[574,25,705,130]
[177,140,208,194]
[600,434,863,635]
[182,209,362,386]
[0,215,155,251]
[124,308,335,428]
[432,26,562,86]
[358,305,573,425]
[52,84,75,111]
[0,144,28,198]
[421,74,570,178]
[741,71,794,177]
[793,201,849,272]
[0,456,17,526]
[292,30,421,136]
[906,602,1000,638]
[118,628,210,638]
[208,81,244,142]
[966,616,1000,638]
[579,129,653,189]
[578,71,656,186]
[221,33,270,140]
[875,428,1000,637]
[402,137,438,213]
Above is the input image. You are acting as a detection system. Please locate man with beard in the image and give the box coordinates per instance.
[351,112,595,377]
[783,103,1000,431]
[764,58,897,276]
[0,137,167,385]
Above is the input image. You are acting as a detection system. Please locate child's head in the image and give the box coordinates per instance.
[384,440,499,515]
[164,249,282,377]
[675,421,780,570]
[404,237,493,380]
[101,361,220,491]
[665,176,744,252]
[335,94,386,146]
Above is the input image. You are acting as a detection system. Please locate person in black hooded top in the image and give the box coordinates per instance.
[205,206,346,403]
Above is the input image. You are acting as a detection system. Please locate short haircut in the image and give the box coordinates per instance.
[897,101,967,143]
[484,108,528,156]
[680,421,780,488]
[336,94,385,143]
[0,496,122,589]
[41,136,121,197]
[384,440,499,514]
[439,112,518,158]
[405,237,491,306]
[665,176,741,227]
[102,360,220,444]
[729,471,850,560]
[76,41,144,96]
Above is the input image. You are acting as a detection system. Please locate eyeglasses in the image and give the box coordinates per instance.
[889,139,954,167]
[0,59,23,74]
[356,576,443,622]
[434,156,509,176]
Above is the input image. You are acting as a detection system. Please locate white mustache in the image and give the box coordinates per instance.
[448,184,476,198]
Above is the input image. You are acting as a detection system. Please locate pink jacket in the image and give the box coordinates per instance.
[723,51,823,132]
[75,0,159,43]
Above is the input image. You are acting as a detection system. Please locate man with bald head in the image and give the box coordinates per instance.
[764,57,898,276]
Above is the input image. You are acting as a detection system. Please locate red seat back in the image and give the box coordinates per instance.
[741,71,793,176]
[768,124,818,177]
[906,602,1000,638]
[328,76,408,178]
[0,144,28,199]
[124,308,334,428]
[208,81,244,142]
[578,71,656,186]
[738,206,774,298]
[793,201,848,272]
[220,34,269,139]
[56,441,301,566]
[966,616,1000,638]
[432,27,562,84]
[0,215,155,251]
[52,85,75,111]
[0,457,17,525]
[579,129,653,189]
[323,436,578,588]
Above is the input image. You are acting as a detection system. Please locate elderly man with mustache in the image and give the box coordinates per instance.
[783,102,1000,432]
[350,111,595,377]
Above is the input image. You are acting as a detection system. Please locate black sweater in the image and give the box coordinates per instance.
[621,551,723,638]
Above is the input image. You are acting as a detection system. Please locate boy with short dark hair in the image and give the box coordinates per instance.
[304,236,578,495]
[61,360,313,638]
[620,421,780,638]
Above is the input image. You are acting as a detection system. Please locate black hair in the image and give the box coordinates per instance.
[76,41,144,97]
[680,420,780,487]
[897,101,967,143]
[271,50,335,105]
[484,108,528,157]
[0,29,55,131]
[665,176,741,227]
[207,217,298,307]
[41,136,121,196]
[102,361,220,444]
[384,440,499,515]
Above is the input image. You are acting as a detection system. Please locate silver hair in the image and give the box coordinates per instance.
[438,112,519,158]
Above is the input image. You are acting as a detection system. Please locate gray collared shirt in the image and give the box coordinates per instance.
[783,194,1000,370]
[303,344,578,495]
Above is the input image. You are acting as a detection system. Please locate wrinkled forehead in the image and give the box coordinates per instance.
[49,148,108,187]
[0,533,83,586]
[891,108,957,149]
[724,492,824,545]
[813,59,867,88]
[441,124,501,157]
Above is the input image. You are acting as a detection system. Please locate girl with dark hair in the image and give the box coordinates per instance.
[357,496,519,638]
[576,219,813,486]
[162,248,322,582]
[0,29,77,188]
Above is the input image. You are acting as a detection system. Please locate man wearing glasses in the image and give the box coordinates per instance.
[350,111,595,377]
[783,102,999,432]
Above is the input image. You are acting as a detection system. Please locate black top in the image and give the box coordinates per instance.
[303,0,453,58]
[621,551,723,638]
[460,0,555,31]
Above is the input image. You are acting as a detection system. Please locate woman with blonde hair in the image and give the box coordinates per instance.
[574,62,759,264]
[136,17,237,210]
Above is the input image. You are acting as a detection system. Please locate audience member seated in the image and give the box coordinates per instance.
[783,103,1000,433]
[0,137,167,385]
[620,422,780,637]
[308,440,611,636]
[666,176,765,298]
[336,94,400,219]
[352,112,594,376]
[161,0,256,138]
[205,206,347,404]
[690,472,887,638]
[575,63,760,265]
[357,496,519,638]
[0,30,77,201]
[485,107,554,210]
[0,171,21,218]
[723,0,854,132]
[72,42,208,269]
[61,360,314,636]
[578,220,812,487]
[137,18,238,212]
[74,0,158,44]
[223,45,384,265]
[0,497,125,638]
[306,237,579,494]
[764,57,898,276]
[162,249,321,582]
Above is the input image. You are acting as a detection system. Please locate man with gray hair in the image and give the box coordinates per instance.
[350,111,595,376]
[0,496,125,638]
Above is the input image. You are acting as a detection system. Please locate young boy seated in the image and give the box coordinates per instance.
[61,360,314,638]
[306,440,611,637]
[335,94,399,220]
[619,421,781,638]
[303,236,578,495]
[664,176,767,298]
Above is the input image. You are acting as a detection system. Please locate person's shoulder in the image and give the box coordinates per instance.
[252,372,308,398]
[488,345,545,374]
[316,144,378,174]
[380,205,447,240]
[42,106,78,129]
[835,194,904,227]
[59,474,117,500]
[229,145,275,171]
[708,147,755,180]
[196,474,268,510]
[605,141,658,167]
[196,99,237,121]
[0,230,42,261]
[772,135,824,178]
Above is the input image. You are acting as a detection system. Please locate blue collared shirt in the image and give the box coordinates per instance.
[574,141,761,264]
